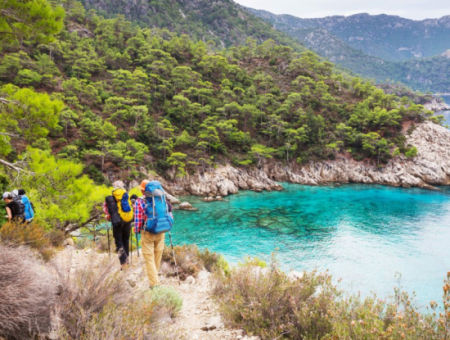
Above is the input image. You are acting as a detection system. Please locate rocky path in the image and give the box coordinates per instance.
[56,248,258,340]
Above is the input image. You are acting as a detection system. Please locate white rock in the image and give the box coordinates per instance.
[197,270,211,282]
[287,271,304,281]
[166,193,181,205]
[63,238,74,247]
[201,316,224,331]
[178,202,198,211]
[185,276,196,285]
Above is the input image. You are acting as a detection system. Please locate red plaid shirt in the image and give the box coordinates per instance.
[134,197,146,233]
[133,196,173,233]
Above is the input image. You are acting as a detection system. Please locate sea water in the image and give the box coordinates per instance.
[171,183,450,308]
[437,95,450,127]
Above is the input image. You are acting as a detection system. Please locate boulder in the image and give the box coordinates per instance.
[201,316,224,331]
[166,193,181,205]
[63,238,75,247]
[185,275,196,285]
[179,202,198,211]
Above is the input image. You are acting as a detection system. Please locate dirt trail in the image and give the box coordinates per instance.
[56,248,258,340]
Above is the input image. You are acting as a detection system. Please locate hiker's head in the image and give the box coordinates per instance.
[130,194,138,204]
[112,181,125,190]
[139,180,149,194]
[3,192,12,203]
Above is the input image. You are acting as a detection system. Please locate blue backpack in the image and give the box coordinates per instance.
[144,181,173,234]
[22,195,34,221]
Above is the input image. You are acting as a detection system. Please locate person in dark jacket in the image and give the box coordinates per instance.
[3,192,25,223]
[103,181,132,269]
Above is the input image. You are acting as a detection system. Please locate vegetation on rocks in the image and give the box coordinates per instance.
[213,257,450,340]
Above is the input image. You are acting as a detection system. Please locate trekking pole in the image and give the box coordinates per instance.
[130,228,132,264]
[107,223,111,257]
[168,232,181,285]
[135,232,140,265]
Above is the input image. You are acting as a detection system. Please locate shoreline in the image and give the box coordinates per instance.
[156,121,450,199]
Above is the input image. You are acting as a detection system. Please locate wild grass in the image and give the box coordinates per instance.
[162,244,228,280]
[0,244,56,339]
[213,257,450,340]
[0,221,55,260]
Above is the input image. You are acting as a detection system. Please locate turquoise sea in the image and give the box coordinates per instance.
[438,95,450,127]
[171,183,450,309]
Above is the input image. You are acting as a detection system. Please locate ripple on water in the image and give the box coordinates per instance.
[170,183,450,309]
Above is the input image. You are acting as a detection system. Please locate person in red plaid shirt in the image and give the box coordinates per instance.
[134,180,172,288]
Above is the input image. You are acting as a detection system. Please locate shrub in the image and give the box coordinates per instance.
[162,244,228,279]
[213,262,336,339]
[0,221,55,260]
[53,255,131,339]
[150,286,183,318]
[0,244,56,339]
[162,244,202,280]
[198,248,230,274]
[213,259,450,340]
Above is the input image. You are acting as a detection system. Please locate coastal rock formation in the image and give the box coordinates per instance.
[172,165,283,196]
[264,121,450,189]
[424,98,450,112]
[165,121,450,196]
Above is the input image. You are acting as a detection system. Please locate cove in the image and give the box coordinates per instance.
[171,183,450,308]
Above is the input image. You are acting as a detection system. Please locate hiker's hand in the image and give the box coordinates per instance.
[105,215,110,220]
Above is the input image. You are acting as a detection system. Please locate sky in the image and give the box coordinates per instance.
[234,0,450,20]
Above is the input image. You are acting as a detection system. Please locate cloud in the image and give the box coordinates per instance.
[235,0,450,20]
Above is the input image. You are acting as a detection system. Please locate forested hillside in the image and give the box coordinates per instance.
[80,0,305,50]
[0,0,439,228]
[249,8,450,93]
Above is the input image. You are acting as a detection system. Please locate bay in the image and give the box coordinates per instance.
[171,183,450,309]
[437,95,450,127]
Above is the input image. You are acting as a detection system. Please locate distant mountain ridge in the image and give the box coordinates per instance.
[248,8,450,93]
[80,0,305,50]
[248,9,450,62]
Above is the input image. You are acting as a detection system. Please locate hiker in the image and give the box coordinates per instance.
[103,181,134,269]
[3,192,25,223]
[12,189,35,223]
[134,180,173,289]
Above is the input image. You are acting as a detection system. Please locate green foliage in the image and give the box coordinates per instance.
[0,0,432,186]
[0,84,63,156]
[0,0,65,47]
[18,148,110,231]
[405,146,418,158]
[149,286,183,318]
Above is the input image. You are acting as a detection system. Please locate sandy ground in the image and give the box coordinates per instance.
[55,247,259,340]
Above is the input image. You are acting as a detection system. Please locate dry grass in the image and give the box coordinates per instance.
[162,244,228,280]
[0,221,55,260]
[52,255,131,339]
[213,258,450,340]
[0,244,56,339]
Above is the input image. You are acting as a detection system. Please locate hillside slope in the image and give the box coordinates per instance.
[248,8,450,93]
[247,9,450,62]
[0,0,438,190]
[80,0,305,50]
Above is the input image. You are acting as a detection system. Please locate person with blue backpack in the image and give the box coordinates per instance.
[12,189,34,223]
[134,180,174,289]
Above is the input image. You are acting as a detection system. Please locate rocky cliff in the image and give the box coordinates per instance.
[155,121,450,196]
[424,98,450,112]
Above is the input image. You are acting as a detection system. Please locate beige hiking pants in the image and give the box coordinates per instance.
[141,231,165,286]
